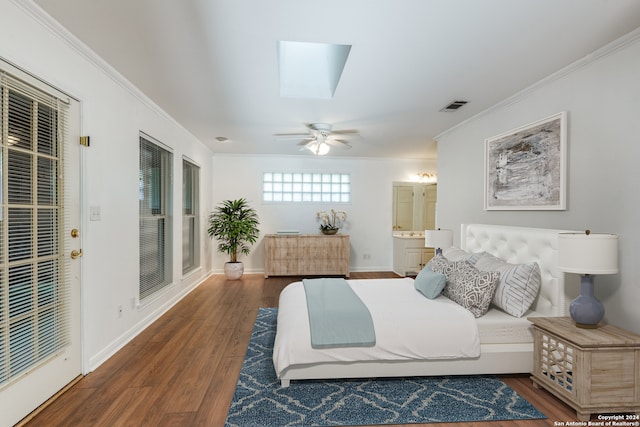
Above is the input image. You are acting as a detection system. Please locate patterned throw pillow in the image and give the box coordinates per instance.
[442,261,500,318]
[441,247,472,262]
[426,254,454,276]
[441,247,488,264]
[473,254,541,317]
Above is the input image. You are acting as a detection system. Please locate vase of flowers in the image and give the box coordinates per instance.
[316,209,347,235]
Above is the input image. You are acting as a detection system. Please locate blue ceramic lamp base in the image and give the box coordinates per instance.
[569,275,604,329]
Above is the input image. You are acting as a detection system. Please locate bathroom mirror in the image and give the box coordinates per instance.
[392,182,437,232]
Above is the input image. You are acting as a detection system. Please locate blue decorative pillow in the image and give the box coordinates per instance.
[414,266,447,299]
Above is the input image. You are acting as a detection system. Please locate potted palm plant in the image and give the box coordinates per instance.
[207,198,260,280]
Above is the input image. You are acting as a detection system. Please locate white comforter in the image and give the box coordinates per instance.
[273,278,481,378]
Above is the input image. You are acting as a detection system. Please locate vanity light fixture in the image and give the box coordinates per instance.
[415,172,437,183]
[557,230,619,328]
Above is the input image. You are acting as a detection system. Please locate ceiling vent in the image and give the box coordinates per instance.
[440,100,469,112]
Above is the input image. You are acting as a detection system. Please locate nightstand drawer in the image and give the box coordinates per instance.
[590,350,637,403]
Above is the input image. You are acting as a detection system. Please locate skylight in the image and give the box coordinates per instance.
[278,41,351,99]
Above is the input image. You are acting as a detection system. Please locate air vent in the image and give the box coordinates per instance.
[440,100,469,112]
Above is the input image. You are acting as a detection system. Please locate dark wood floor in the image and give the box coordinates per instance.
[23,272,583,427]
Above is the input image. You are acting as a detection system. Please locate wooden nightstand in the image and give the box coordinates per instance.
[528,316,640,421]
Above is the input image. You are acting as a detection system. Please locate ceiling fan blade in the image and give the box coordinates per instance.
[296,138,315,146]
[275,136,311,141]
[331,129,359,135]
[326,139,352,149]
[300,142,319,152]
[273,132,309,140]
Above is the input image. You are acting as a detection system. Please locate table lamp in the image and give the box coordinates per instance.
[425,228,453,255]
[557,230,618,328]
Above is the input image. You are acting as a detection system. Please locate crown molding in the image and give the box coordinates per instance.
[435,26,640,141]
[10,0,200,143]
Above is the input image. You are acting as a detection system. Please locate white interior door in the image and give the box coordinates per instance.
[393,185,414,231]
[0,63,82,427]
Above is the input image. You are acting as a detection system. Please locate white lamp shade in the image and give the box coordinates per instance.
[425,229,453,249]
[557,232,618,275]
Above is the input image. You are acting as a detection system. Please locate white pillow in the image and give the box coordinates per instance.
[473,254,541,317]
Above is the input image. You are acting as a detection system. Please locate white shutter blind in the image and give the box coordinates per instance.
[0,71,71,386]
[182,159,199,274]
[139,134,172,300]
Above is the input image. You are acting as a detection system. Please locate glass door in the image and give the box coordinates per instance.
[0,64,82,427]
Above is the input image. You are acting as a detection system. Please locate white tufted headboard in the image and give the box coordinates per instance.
[461,224,575,317]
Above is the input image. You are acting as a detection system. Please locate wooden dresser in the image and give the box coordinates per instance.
[529,316,640,421]
[264,234,350,278]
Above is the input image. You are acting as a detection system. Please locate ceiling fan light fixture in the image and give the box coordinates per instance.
[306,141,330,156]
[275,122,357,154]
[317,142,330,156]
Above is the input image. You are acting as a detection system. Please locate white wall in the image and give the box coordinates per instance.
[0,1,434,373]
[1,0,214,372]
[211,155,435,273]
[436,30,640,333]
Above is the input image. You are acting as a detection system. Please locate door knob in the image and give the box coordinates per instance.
[71,249,83,259]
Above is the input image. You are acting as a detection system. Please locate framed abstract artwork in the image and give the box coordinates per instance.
[484,112,566,210]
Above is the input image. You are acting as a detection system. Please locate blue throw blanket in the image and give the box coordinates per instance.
[302,278,376,348]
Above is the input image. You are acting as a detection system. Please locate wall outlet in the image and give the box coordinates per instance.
[363,253,371,260]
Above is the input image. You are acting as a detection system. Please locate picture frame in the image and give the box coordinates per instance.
[484,112,566,210]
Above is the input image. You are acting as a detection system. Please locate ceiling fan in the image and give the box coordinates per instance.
[274,123,359,155]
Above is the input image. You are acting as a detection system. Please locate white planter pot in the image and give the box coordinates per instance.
[224,262,244,280]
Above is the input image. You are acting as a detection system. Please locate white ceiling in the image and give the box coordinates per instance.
[33,0,640,159]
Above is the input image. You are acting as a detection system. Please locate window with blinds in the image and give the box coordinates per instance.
[0,71,71,386]
[139,134,173,300]
[182,159,199,274]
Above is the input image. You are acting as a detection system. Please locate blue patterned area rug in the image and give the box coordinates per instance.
[225,308,545,426]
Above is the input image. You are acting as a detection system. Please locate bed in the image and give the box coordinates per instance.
[273,223,574,387]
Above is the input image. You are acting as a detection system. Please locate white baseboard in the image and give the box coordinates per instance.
[86,270,213,373]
